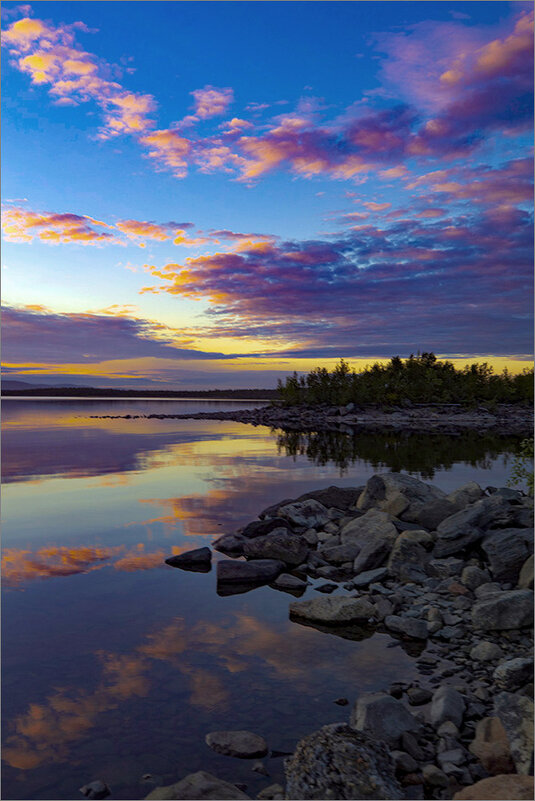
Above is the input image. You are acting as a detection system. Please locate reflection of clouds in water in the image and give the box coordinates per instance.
[1,543,199,586]
[3,609,405,770]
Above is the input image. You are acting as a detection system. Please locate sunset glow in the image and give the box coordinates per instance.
[2,2,533,389]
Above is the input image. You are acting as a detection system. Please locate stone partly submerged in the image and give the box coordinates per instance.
[289,595,375,624]
[217,559,285,585]
[144,771,251,800]
[205,730,268,759]
[165,547,212,571]
[284,723,402,800]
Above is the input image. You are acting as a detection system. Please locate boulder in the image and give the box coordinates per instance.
[493,657,534,691]
[352,567,389,588]
[243,531,308,566]
[277,499,330,528]
[430,686,465,729]
[434,496,520,558]
[518,554,534,589]
[481,528,533,583]
[240,518,290,539]
[217,559,285,585]
[470,641,504,662]
[79,782,110,800]
[353,538,392,574]
[340,508,398,547]
[406,687,432,706]
[289,596,374,624]
[284,723,402,799]
[387,533,429,582]
[417,499,458,530]
[165,547,211,568]
[270,573,308,593]
[384,615,428,640]
[357,472,446,522]
[212,533,246,556]
[350,692,421,747]
[469,717,515,775]
[320,543,361,565]
[452,775,534,800]
[145,771,251,799]
[447,481,484,510]
[461,565,489,591]
[472,589,534,631]
[494,692,534,774]
[296,485,364,511]
[205,731,268,759]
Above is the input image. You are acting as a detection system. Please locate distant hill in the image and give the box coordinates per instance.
[1,385,279,400]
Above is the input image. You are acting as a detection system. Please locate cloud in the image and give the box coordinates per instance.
[1,14,156,138]
[1,207,121,245]
[1,305,235,364]
[140,159,533,357]
[191,85,234,119]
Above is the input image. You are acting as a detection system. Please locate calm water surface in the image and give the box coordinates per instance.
[1,400,520,800]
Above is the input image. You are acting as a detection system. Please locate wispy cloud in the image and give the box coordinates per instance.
[1,207,120,244]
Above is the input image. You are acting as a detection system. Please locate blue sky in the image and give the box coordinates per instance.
[1,1,533,388]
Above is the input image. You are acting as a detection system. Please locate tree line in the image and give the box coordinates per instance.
[277,353,534,406]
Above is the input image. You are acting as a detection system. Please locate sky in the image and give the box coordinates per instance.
[1,1,533,389]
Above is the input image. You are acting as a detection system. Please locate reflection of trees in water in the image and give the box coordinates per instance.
[276,428,520,478]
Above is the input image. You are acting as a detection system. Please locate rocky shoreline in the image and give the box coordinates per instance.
[147,472,533,801]
[90,402,533,436]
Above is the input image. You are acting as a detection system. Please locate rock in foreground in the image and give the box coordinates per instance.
[452,774,534,800]
[145,771,250,799]
[284,723,402,800]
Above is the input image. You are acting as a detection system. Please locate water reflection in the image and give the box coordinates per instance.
[277,428,518,478]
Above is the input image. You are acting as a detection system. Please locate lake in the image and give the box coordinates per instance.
[1,399,522,800]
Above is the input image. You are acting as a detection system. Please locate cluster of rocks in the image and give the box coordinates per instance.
[89,402,533,436]
[157,472,533,799]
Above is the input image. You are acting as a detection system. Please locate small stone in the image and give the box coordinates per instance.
[278,499,330,528]
[314,583,337,594]
[401,731,425,761]
[205,731,268,759]
[334,697,349,706]
[256,784,284,800]
[437,748,466,768]
[385,615,428,640]
[79,781,110,800]
[470,640,504,662]
[518,554,534,589]
[461,566,489,591]
[392,750,418,774]
[352,566,389,588]
[430,685,465,728]
[252,762,269,777]
[165,547,211,568]
[290,595,375,624]
[271,573,308,592]
[407,687,432,706]
[422,764,448,788]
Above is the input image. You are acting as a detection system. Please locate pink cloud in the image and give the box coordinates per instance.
[1,207,121,245]
[191,85,233,119]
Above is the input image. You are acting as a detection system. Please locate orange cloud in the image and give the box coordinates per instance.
[2,15,156,138]
[363,201,391,211]
[139,129,192,177]
[115,219,171,243]
[1,207,121,245]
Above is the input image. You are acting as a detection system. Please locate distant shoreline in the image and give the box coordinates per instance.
[1,387,279,400]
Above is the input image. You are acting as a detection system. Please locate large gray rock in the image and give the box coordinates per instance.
[461,565,489,590]
[417,498,458,530]
[352,538,392,574]
[357,472,446,522]
[277,499,330,528]
[384,614,428,640]
[481,528,533,583]
[434,496,521,557]
[447,482,484,510]
[240,517,290,539]
[518,554,534,589]
[212,533,246,556]
[165,547,211,567]
[320,543,361,565]
[493,657,534,691]
[494,692,534,774]
[387,532,429,582]
[472,589,534,631]
[205,730,268,758]
[296,485,364,511]
[285,723,402,800]
[289,596,374,624]
[350,692,420,746]
[243,530,308,566]
[340,508,398,546]
[470,641,504,662]
[217,559,285,584]
[145,772,250,799]
[430,685,465,728]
